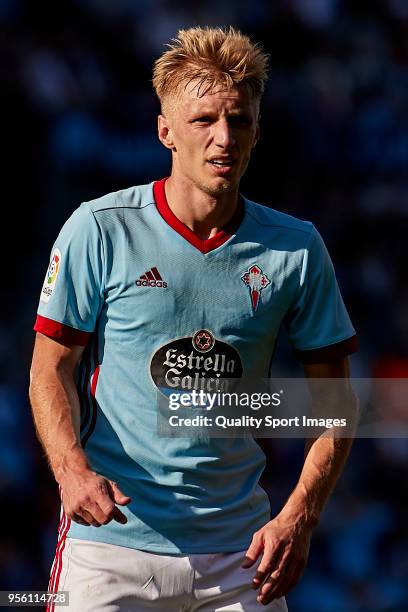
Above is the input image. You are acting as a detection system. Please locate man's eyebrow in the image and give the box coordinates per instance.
[188,108,251,117]
[188,109,216,116]
[228,109,251,116]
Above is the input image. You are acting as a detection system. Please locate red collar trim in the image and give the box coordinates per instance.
[153,177,243,254]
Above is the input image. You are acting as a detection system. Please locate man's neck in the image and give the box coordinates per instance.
[165,174,239,240]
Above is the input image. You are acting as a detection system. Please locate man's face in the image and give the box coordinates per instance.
[158,83,260,197]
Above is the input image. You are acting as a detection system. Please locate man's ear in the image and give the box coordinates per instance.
[158,115,176,151]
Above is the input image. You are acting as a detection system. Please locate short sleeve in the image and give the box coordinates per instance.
[34,203,104,345]
[284,226,357,363]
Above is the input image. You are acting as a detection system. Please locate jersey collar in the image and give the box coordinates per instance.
[153,177,244,254]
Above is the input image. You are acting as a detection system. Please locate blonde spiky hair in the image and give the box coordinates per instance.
[152,26,269,111]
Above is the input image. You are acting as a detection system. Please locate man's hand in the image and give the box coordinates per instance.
[241,358,356,606]
[59,467,131,527]
[29,334,132,528]
[241,513,312,605]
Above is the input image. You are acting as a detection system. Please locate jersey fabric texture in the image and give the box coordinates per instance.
[35,177,356,554]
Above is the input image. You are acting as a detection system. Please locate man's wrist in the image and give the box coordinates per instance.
[278,485,320,530]
[52,444,91,483]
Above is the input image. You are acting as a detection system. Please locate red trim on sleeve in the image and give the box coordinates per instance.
[153,177,244,254]
[34,315,91,346]
[293,335,358,364]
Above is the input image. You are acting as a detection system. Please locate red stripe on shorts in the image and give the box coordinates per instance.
[49,518,71,611]
[47,510,71,611]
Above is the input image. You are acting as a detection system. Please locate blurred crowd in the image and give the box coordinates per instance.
[1,0,407,610]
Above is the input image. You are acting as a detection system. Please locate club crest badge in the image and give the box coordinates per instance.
[241,264,270,313]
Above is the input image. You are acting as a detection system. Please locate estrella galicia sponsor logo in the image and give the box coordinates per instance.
[40,248,61,303]
[150,330,243,392]
[241,264,270,313]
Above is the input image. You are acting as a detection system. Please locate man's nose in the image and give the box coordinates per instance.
[213,119,236,148]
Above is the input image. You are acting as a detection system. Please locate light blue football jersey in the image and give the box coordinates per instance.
[35,178,356,553]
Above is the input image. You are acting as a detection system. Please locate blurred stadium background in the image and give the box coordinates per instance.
[1,0,407,610]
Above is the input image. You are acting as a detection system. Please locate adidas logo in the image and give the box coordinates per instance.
[136,267,167,288]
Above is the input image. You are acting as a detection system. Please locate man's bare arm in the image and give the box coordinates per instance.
[285,358,356,528]
[29,332,131,526]
[243,356,359,606]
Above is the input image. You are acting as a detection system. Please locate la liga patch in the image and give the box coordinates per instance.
[40,248,61,303]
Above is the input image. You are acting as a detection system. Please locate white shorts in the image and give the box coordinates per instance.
[48,538,288,611]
